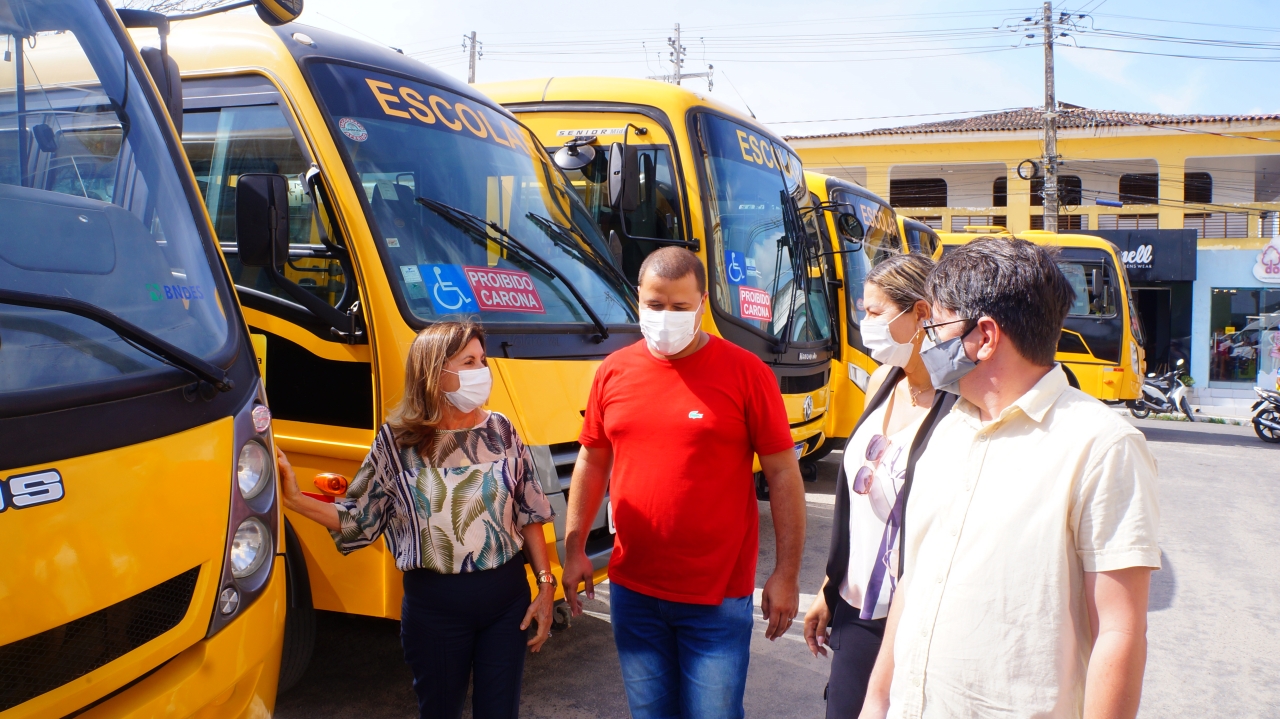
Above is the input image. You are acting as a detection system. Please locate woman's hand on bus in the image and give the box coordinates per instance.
[804,590,832,657]
[523,583,554,652]
[275,446,303,510]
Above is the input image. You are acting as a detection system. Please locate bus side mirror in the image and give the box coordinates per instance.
[116,10,183,135]
[235,173,289,269]
[836,212,865,243]
[608,142,639,213]
[253,0,304,25]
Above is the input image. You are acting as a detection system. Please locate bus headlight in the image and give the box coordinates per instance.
[236,441,272,499]
[230,517,270,578]
[1130,343,1141,375]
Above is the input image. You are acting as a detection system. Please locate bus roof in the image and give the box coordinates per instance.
[163,14,516,121]
[803,170,890,207]
[478,76,797,152]
[937,228,1120,254]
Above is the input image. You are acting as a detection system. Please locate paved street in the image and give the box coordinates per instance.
[275,418,1280,718]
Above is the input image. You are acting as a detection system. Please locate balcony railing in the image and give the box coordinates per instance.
[893,203,1280,241]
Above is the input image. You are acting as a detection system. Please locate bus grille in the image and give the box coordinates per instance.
[780,370,828,395]
[0,566,200,711]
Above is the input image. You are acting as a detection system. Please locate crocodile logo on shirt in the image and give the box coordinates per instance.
[688,411,704,419]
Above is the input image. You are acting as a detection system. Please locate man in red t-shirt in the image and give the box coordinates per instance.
[562,247,806,719]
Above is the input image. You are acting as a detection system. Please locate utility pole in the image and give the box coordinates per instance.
[1042,1,1059,232]
[648,23,713,89]
[465,31,480,84]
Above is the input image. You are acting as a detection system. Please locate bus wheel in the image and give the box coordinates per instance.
[1061,364,1080,390]
[552,600,573,632]
[278,520,316,694]
[800,461,818,483]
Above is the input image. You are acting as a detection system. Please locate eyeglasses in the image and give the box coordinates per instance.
[853,434,890,495]
[922,317,977,344]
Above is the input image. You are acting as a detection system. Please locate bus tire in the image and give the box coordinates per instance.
[754,472,769,501]
[1061,364,1080,390]
[552,600,573,632]
[278,520,316,694]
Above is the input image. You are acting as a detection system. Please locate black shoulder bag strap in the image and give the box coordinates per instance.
[822,367,904,612]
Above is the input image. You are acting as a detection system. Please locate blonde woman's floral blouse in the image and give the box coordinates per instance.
[331,412,554,573]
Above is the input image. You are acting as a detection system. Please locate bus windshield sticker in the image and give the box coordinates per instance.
[463,266,546,314]
[739,286,772,322]
[338,117,368,142]
[420,264,480,313]
[724,250,746,285]
[399,264,429,301]
[555,128,625,137]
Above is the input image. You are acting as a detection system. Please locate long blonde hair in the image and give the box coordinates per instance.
[387,320,486,453]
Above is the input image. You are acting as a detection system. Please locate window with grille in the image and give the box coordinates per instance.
[1031,214,1085,230]
[1183,212,1248,238]
[889,178,947,207]
[993,177,1007,207]
[1098,214,1158,230]
[1184,172,1212,204]
[1119,174,1159,204]
[908,216,943,230]
[951,215,1009,231]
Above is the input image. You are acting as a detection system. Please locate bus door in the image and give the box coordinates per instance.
[180,75,386,617]
[1056,247,1128,398]
[543,114,690,284]
[825,186,903,442]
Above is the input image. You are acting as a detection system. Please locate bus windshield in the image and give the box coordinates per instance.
[830,187,902,328]
[1059,254,1120,317]
[0,0,230,401]
[698,113,830,345]
[307,63,636,328]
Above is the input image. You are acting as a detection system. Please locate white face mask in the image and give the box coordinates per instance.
[443,366,492,413]
[639,301,702,356]
[861,306,918,368]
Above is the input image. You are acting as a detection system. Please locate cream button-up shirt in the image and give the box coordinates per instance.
[888,365,1161,719]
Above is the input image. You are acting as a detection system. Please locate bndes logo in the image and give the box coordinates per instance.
[1121,244,1154,268]
[0,469,64,512]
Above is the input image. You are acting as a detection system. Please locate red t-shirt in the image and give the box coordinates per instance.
[579,335,794,604]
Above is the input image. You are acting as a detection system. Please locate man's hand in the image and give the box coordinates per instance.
[561,546,595,617]
[803,591,832,656]
[760,571,799,641]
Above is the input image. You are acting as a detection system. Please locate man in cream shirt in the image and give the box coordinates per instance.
[859,238,1161,719]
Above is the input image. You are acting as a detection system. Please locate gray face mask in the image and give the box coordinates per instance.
[920,333,979,395]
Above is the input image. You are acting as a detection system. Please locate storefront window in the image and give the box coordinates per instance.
[1209,288,1280,383]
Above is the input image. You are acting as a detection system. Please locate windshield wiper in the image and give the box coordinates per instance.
[0,288,233,393]
[524,212,633,295]
[414,196,611,341]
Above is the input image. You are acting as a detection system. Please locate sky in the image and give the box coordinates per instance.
[272,0,1280,138]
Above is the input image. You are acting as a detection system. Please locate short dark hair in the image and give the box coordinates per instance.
[926,237,1075,366]
[638,246,706,293]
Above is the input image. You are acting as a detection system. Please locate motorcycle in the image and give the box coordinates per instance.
[1128,359,1195,421]
[1251,385,1280,443]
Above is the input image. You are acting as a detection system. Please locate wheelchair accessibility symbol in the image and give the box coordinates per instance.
[421,264,479,314]
[724,250,746,285]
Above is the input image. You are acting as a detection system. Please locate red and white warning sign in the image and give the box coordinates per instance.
[463,266,546,314]
[738,286,772,322]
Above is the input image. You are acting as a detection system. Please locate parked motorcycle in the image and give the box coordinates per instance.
[1128,359,1196,421]
[1251,386,1280,443]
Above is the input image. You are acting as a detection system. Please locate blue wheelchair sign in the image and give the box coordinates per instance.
[421,264,480,314]
[724,250,747,285]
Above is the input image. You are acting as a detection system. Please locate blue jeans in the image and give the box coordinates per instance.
[609,581,754,719]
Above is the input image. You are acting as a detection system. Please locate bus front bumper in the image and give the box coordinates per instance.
[79,556,286,719]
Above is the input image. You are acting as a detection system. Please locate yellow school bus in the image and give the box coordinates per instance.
[163,16,638,677]
[480,78,836,488]
[806,172,935,456]
[937,229,1145,401]
[1,1,292,715]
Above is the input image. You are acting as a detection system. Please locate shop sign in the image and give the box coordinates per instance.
[1253,237,1280,284]
[1080,229,1196,283]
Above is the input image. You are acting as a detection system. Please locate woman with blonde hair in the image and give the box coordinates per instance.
[801,253,956,717]
[277,320,555,719]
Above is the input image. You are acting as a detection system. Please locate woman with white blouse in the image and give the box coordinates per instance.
[277,320,555,719]
[802,253,953,718]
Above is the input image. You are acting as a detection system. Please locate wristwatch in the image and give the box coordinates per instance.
[536,570,558,590]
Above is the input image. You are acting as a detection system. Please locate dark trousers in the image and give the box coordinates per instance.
[824,597,887,719]
[400,557,530,719]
